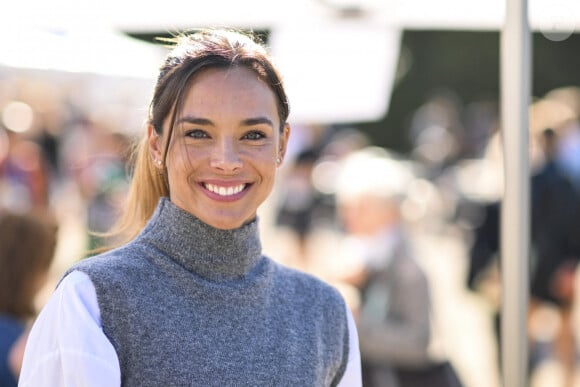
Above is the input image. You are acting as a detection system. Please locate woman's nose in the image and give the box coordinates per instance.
[210,139,243,171]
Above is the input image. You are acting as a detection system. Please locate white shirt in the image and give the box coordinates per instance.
[19,271,362,386]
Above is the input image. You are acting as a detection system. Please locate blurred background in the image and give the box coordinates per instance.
[2,1,580,386]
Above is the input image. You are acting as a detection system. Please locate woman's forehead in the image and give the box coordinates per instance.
[178,67,279,120]
[185,66,270,95]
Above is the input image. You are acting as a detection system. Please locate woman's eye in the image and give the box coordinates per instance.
[185,129,209,139]
[243,131,266,140]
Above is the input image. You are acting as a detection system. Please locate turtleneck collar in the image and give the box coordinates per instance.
[137,197,263,281]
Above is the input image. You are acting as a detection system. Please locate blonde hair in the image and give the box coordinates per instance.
[100,136,169,249]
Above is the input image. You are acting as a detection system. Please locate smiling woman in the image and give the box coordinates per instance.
[18,28,361,387]
[149,66,288,230]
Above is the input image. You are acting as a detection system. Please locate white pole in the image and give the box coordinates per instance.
[500,0,531,386]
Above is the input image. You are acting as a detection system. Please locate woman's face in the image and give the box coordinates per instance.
[149,66,290,230]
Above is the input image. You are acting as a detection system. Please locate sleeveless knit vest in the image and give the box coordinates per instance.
[68,198,349,386]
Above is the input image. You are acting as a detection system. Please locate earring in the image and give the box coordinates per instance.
[276,157,282,164]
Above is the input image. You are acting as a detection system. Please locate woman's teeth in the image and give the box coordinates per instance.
[204,183,246,196]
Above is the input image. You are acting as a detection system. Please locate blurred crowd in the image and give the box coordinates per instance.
[0,71,139,385]
[268,86,580,387]
[2,65,580,387]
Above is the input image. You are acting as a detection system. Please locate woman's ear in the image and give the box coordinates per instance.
[148,124,163,166]
[277,123,291,165]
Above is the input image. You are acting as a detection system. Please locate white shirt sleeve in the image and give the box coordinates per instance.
[337,306,362,387]
[18,270,121,387]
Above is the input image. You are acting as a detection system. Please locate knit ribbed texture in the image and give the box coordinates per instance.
[68,198,349,386]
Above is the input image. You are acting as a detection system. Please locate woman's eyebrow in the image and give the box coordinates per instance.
[176,115,214,126]
[241,117,274,128]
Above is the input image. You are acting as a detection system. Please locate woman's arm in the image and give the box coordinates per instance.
[19,271,121,386]
[337,305,362,386]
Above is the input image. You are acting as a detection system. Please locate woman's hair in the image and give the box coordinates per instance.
[0,211,58,319]
[104,28,290,249]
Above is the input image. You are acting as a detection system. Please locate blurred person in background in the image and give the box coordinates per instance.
[275,146,325,266]
[18,28,361,386]
[272,126,371,274]
[0,126,51,214]
[467,127,580,386]
[332,147,462,387]
[83,131,131,251]
[58,116,133,252]
[408,90,465,179]
[0,211,58,387]
[75,129,132,252]
[543,87,580,190]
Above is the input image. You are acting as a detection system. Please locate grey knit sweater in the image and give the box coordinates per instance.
[68,198,349,386]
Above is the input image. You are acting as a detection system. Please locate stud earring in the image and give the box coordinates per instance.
[276,157,282,165]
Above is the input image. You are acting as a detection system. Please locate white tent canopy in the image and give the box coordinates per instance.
[1,0,578,124]
[269,21,401,124]
[0,25,164,79]
[2,0,578,124]
[3,0,577,32]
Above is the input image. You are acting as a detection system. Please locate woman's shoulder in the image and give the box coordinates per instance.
[269,259,347,309]
[65,243,147,282]
[270,258,329,285]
